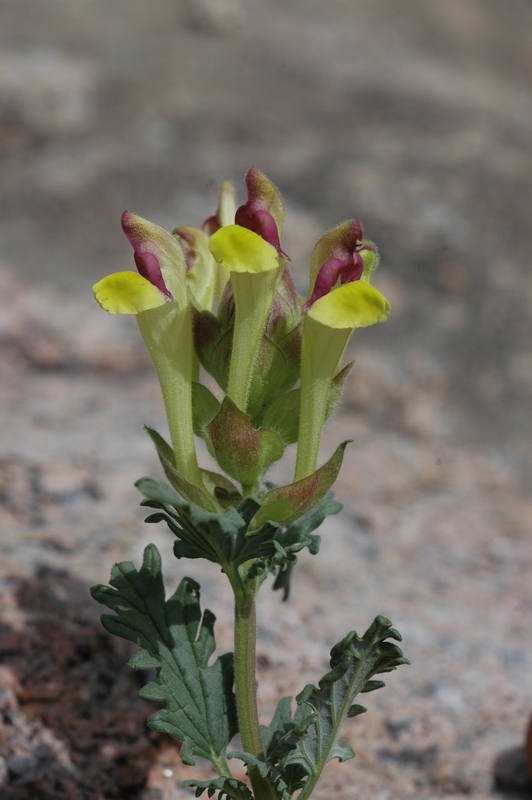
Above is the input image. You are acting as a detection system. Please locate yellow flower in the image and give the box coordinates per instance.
[93,211,203,492]
[295,220,390,480]
[93,210,186,315]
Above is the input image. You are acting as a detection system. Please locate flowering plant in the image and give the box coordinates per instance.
[91,168,408,800]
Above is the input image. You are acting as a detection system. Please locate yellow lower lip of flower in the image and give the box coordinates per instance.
[209,224,279,273]
[307,280,390,329]
[93,271,169,315]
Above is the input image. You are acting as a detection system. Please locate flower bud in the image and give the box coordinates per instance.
[175,225,228,312]
[234,167,288,259]
[202,180,237,234]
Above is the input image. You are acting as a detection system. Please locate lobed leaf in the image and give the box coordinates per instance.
[270,491,343,599]
[90,545,237,769]
[183,776,253,800]
[276,616,409,798]
[228,751,292,800]
[250,618,410,798]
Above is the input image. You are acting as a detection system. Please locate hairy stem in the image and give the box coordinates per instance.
[233,584,277,800]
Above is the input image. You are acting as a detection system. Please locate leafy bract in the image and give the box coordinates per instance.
[145,426,241,511]
[90,545,237,770]
[192,381,221,437]
[136,477,279,573]
[135,478,341,590]
[250,443,348,529]
[145,426,219,511]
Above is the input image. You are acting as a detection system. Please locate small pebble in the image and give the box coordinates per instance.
[493,746,532,792]
[7,755,39,780]
[0,756,8,786]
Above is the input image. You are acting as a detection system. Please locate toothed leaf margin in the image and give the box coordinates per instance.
[90,544,237,770]
[268,617,410,798]
[183,776,253,800]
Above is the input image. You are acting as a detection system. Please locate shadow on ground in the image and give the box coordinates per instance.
[0,567,175,799]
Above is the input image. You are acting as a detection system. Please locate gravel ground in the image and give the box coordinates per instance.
[1,1,532,798]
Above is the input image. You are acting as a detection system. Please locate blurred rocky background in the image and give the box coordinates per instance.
[0,1,531,798]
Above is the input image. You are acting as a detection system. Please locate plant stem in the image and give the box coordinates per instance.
[233,583,277,800]
[241,482,259,498]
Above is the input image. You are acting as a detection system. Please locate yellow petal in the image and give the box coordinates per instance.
[93,272,168,315]
[307,280,390,329]
[209,225,279,273]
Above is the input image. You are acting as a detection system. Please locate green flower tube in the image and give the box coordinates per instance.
[136,302,202,489]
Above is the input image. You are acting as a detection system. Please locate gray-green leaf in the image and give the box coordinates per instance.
[90,544,237,770]
[280,616,410,799]
[183,776,253,800]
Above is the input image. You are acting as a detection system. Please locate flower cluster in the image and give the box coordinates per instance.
[93,168,390,526]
